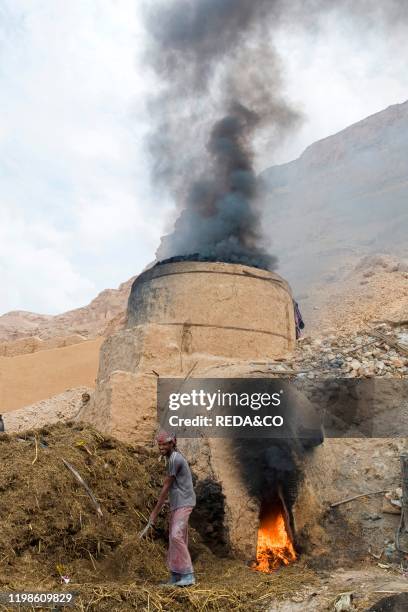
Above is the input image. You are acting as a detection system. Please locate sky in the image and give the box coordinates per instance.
[1,0,408,316]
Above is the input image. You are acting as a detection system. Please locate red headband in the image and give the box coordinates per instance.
[156,430,176,444]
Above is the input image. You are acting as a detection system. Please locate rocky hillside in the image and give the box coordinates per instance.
[0,277,135,342]
[2,102,407,342]
[261,100,408,295]
[299,253,408,336]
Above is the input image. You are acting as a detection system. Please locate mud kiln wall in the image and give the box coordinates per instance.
[80,260,296,441]
[79,260,297,557]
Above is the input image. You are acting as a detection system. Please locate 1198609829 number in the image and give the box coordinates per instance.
[0,592,76,606]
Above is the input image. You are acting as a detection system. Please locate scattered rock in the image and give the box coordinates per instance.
[334,592,354,612]
[381,498,401,515]
[291,322,408,379]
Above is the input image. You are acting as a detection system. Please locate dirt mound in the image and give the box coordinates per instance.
[301,253,408,336]
[0,423,164,586]
[2,387,93,433]
[0,422,316,610]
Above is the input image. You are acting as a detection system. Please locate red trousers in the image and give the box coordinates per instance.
[167,506,194,575]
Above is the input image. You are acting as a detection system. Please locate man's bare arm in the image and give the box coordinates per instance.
[150,475,175,524]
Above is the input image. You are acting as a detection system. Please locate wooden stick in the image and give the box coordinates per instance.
[183,361,198,382]
[88,550,97,571]
[370,330,408,356]
[396,453,408,554]
[61,458,103,518]
[32,436,38,465]
[250,368,301,375]
[373,591,405,594]
[373,319,408,328]
[330,489,390,508]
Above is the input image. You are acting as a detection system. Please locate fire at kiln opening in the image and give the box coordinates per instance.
[253,495,297,573]
[232,440,304,567]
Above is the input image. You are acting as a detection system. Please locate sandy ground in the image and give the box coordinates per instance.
[0,338,103,412]
[270,566,408,611]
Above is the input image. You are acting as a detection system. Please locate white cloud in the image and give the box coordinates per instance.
[0,1,407,314]
[0,0,165,314]
[267,10,408,165]
[0,206,95,313]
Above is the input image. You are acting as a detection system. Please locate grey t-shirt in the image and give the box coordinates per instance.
[167,450,196,510]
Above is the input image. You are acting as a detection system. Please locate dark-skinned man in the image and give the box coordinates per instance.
[150,431,196,587]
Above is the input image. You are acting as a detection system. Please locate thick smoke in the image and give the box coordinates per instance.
[144,0,299,270]
[144,0,408,270]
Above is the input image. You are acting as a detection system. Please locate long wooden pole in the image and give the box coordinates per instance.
[330,489,390,508]
[396,453,408,553]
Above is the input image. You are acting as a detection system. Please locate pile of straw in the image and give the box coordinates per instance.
[0,422,317,610]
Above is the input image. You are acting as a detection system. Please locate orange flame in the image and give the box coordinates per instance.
[253,504,297,572]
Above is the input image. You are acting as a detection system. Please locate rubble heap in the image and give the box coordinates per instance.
[273,323,408,379]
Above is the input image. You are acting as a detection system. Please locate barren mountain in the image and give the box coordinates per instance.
[0,277,135,343]
[2,102,407,343]
[261,99,408,296]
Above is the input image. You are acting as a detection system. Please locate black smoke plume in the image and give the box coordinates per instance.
[143,0,408,270]
[144,0,300,270]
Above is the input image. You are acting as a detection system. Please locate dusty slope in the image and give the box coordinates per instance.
[299,254,408,335]
[0,276,131,412]
[0,339,103,412]
[0,278,131,413]
[261,100,408,294]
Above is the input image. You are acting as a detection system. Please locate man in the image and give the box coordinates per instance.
[293,300,305,339]
[150,430,196,587]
